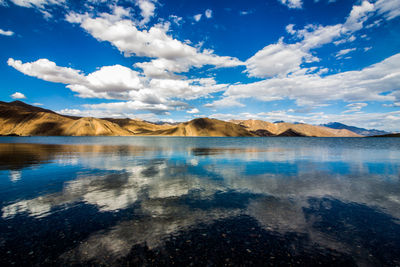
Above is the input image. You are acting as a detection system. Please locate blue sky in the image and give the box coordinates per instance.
[0,0,400,131]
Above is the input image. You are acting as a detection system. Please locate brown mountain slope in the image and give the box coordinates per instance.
[150,118,256,137]
[231,119,361,137]
[0,101,255,137]
[0,101,133,136]
[0,101,363,137]
[103,118,170,135]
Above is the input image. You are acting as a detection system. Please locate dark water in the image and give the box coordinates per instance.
[0,137,399,266]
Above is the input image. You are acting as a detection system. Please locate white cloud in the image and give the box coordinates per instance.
[245,40,308,78]
[8,58,231,114]
[205,9,212,19]
[193,14,202,22]
[296,24,343,50]
[335,48,356,58]
[169,15,182,25]
[10,92,26,99]
[342,102,368,113]
[9,0,64,8]
[240,10,253,16]
[314,0,337,3]
[376,0,400,20]
[65,9,242,77]
[383,102,400,107]
[0,28,14,36]
[364,46,372,52]
[219,53,400,108]
[279,0,303,9]
[343,1,374,32]
[7,58,86,84]
[246,23,343,77]
[366,19,383,29]
[8,0,65,18]
[187,108,199,114]
[285,24,296,34]
[82,101,174,115]
[245,1,377,78]
[135,0,156,26]
[204,96,246,108]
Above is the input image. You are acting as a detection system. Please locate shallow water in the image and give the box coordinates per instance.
[0,137,399,266]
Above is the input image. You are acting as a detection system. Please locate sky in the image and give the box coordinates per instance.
[0,0,399,131]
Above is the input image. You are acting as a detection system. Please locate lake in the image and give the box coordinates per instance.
[0,137,399,266]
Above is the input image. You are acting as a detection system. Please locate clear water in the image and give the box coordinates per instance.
[0,137,399,266]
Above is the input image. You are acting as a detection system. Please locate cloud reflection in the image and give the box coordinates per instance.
[0,140,399,265]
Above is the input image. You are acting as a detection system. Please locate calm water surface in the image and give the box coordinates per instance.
[0,137,399,266]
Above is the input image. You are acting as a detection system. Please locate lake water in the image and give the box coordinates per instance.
[0,137,399,266]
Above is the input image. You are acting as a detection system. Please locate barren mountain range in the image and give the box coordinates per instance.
[0,101,392,137]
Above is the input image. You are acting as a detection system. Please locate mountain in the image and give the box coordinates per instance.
[102,118,171,135]
[0,101,138,136]
[149,118,256,137]
[231,119,361,137]
[0,101,253,137]
[0,101,362,137]
[322,122,389,136]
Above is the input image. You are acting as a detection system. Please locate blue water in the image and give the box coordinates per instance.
[0,137,399,266]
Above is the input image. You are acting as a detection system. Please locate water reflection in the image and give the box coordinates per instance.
[0,138,399,266]
[8,170,21,182]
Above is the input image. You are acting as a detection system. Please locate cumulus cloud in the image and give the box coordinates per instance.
[285,24,296,34]
[193,13,202,22]
[218,53,400,108]
[8,58,230,115]
[246,39,309,78]
[343,0,374,32]
[279,0,303,9]
[7,58,86,84]
[205,9,212,19]
[186,108,199,114]
[65,8,242,77]
[245,23,343,77]
[10,92,26,99]
[0,28,14,36]
[135,0,156,26]
[245,1,377,78]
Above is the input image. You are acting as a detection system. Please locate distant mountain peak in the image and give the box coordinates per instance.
[321,122,389,136]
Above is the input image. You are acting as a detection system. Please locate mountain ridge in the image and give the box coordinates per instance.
[230,119,362,137]
[0,101,366,137]
[321,122,389,136]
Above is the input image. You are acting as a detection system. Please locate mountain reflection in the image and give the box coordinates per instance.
[0,139,400,266]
